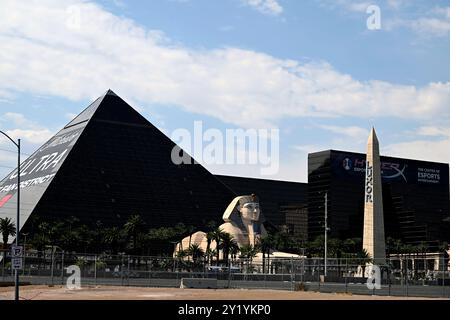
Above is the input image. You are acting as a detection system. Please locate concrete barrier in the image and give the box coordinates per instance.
[180,278,218,289]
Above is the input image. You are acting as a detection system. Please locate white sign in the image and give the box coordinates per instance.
[12,257,23,270]
[11,245,23,257]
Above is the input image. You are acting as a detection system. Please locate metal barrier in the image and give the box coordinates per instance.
[1,251,448,298]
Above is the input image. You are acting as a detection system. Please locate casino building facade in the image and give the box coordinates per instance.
[0,91,448,249]
[308,150,450,248]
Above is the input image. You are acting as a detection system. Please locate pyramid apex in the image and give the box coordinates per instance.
[105,89,118,96]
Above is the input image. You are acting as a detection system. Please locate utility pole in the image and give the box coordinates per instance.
[324,192,328,277]
[15,139,20,301]
[0,131,20,301]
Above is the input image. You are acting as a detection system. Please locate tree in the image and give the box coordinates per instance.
[124,215,145,254]
[239,244,258,272]
[219,232,236,265]
[416,241,428,274]
[187,244,204,263]
[229,241,240,263]
[355,249,372,276]
[205,248,216,265]
[103,227,123,254]
[260,235,274,274]
[211,228,226,264]
[205,231,215,263]
[239,244,259,260]
[186,225,196,259]
[0,217,16,260]
[307,235,325,257]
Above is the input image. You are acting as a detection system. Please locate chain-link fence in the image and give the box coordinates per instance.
[1,250,449,298]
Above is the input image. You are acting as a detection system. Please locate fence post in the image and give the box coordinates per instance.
[120,254,124,286]
[61,252,65,285]
[318,261,321,292]
[388,259,391,296]
[148,258,152,287]
[405,257,409,297]
[94,255,97,287]
[442,256,446,298]
[22,248,26,276]
[345,259,348,294]
[264,264,267,289]
[290,257,294,291]
[227,260,232,289]
[2,251,5,280]
[50,250,55,286]
[301,258,304,284]
[127,255,130,286]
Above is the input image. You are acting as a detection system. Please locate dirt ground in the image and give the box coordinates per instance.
[0,285,447,300]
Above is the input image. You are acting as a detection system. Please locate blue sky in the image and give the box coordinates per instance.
[1,0,450,182]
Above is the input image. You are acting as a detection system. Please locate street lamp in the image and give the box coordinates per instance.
[0,131,20,301]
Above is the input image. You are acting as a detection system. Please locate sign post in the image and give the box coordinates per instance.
[11,245,23,271]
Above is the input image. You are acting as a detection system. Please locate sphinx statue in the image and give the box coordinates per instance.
[219,194,267,247]
[175,194,301,260]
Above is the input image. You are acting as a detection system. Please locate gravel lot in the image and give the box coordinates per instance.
[0,285,448,300]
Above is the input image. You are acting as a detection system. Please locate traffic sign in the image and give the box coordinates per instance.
[12,257,23,270]
[11,245,23,257]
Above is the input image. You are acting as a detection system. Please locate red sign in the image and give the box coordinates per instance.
[0,194,13,208]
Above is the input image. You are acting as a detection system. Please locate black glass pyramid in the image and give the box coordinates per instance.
[0,90,236,239]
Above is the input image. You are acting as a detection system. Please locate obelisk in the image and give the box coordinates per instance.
[363,127,386,264]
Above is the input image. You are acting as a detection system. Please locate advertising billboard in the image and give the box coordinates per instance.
[0,98,101,243]
[332,151,449,186]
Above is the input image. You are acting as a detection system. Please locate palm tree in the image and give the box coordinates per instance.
[205,248,216,265]
[260,235,274,274]
[355,249,372,276]
[220,232,236,265]
[186,225,196,250]
[0,217,16,261]
[205,231,215,263]
[211,228,226,264]
[417,242,428,275]
[239,244,258,272]
[188,244,205,263]
[103,227,123,254]
[229,241,240,263]
[124,215,145,254]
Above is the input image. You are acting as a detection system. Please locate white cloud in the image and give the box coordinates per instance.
[317,124,369,141]
[386,0,406,10]
[385,125,450,164]
[3,112,38,129]
[0,112,54,145]
[3,129,54,145]
[317,0,371,13]
[385,6,450,37]
[410,17,450,37]
[432,6,450,20]
[0,0,450,131]
[320,1,450,37]
[242,0,283,16]
[416,126,450,138]
[384,139,450,164]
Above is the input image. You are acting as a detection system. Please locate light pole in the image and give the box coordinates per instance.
[0,131,20,301]
[324,192,328,277]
